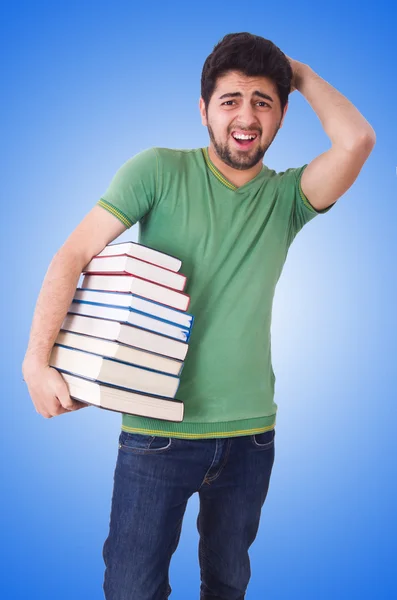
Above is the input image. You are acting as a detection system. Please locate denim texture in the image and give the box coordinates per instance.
[103,428,275,600]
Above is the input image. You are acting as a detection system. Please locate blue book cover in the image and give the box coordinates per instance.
[54,343,183,379]
[51,345,181,397]
[71,299,194,342]
[74,288,194,326]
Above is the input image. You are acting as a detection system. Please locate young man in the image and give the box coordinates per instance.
[22,32,375,600]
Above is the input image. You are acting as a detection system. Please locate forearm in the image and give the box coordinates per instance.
[295,63,376,150]
[22,250,85,371]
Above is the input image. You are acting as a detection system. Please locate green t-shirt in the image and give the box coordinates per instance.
[97,147,334,439]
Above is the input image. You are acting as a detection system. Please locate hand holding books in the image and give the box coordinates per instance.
[49,242,194,422]
[22,362,88,418]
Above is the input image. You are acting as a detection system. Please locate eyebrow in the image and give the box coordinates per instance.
[218,91,274,103]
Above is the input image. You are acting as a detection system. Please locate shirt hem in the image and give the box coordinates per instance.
[97,198,134,228]
[298,165,335,214]
[120,413,276,439]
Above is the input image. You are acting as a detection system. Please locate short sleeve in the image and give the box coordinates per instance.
[96,147,158,229]
[284,164,335,240]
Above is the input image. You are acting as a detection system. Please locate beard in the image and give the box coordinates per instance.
[207,121,281,171]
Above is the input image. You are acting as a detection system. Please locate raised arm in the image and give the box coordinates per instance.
[287,56,376,212]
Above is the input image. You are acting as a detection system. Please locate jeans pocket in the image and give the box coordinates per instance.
[118,430,172,453]
[250,428,275,449]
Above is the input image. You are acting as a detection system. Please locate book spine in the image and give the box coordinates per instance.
[54,343,181,378]
[56,368,180,399]
[72,299,192,331]
[99,241,182,267]
[70,302,189,342]
[77,289,193,321]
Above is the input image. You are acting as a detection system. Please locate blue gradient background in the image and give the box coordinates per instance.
[3,1,396,598]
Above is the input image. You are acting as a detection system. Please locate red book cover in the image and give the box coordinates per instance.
[83,254,187,292]
[81,273,191,312]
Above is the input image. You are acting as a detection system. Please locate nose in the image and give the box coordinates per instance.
[236,101,260,130]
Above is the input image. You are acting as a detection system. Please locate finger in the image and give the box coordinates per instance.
[49,402,72,417]
[32,399,61,418]
[55,380,76,410]
[56,390,88,412]
[69,399,89,411]
[38,400,87,417]
[55,376,88,411]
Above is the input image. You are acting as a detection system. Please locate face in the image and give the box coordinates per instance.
[200,70,288,171]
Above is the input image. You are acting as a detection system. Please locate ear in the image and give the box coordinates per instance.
[278,102,289,129]
[199,97,208,126]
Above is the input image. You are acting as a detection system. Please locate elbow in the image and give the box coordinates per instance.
[340,129,376,159]
[352,128,376,154]
[361,127,376,150]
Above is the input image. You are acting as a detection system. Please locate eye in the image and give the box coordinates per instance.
[221,100,270,108]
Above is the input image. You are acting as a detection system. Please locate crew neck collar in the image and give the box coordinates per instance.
[201,146,266,192]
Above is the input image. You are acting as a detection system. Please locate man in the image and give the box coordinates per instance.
[22,32,375,600]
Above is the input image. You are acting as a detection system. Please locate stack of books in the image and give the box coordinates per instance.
[49,241,194,422]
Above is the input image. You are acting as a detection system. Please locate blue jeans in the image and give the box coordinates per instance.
[103,427,276,600]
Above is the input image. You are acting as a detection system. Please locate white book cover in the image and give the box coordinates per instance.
[81,274,190,311]
[61,313,189,361]
[96,241,182,272]
[73,288,193,329]
[50,345,180,398]
[83,255,186,291]
[55,330,184,376]
[61,372,184,421]
[69,300,190,342]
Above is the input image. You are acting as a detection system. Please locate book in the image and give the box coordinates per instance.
[69,300,190,342]
[61,372,184,421]
[83,255,186,291]
[50,345,180,397]
[61,313,189,361]
[95,241,182,273]
[81,274,190,311]
[55,330,183,376]
[73,288,193,329]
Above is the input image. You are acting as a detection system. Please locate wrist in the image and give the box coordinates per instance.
[22,354,49,377]
[294,63,313,90]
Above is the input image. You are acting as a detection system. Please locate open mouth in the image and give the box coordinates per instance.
[231,132,258,149]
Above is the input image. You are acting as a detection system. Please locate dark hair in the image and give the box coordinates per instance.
[201,32,292,114]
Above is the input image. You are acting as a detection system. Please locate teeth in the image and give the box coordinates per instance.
[233,133,257,140]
